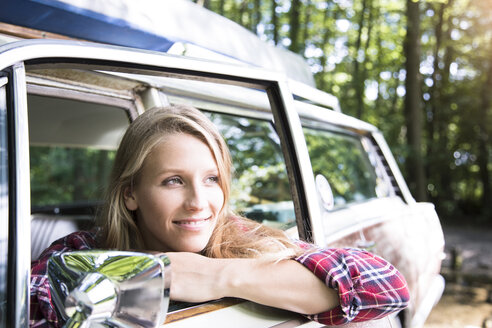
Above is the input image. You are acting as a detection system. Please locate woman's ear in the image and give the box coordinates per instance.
[123,186,138,211]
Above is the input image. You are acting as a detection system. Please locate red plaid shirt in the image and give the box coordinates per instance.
[30,231,409,327]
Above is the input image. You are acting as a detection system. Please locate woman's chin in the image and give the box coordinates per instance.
[173,238,209,253]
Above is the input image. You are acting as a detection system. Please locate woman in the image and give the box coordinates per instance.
[30,105,409,327]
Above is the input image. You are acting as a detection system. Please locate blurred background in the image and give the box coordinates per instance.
[198,0,491,227]
[194,0,492,326]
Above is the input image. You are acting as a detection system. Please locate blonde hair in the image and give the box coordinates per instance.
[98,105,303,259]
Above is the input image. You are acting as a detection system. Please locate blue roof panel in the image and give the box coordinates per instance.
[0,0,315,86]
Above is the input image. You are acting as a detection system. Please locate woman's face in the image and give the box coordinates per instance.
[124,132,225,253]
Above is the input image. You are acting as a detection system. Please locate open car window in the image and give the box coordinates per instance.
[29,97,296,230]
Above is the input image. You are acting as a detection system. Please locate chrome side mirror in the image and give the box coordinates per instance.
[48,251,171,328]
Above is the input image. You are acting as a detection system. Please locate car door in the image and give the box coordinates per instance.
[298,102,445,327]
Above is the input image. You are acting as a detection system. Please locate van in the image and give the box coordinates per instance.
[0,1,445,327]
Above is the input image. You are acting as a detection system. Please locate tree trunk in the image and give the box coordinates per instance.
[195,0,210,9]
[374,19,383,113]
[478,39,492,210]
[271,0,279,45]
[354,0,368,119]
[404,0,426,201]
[253,0,262,34]
[219,0,225,16]
[239,0,247,27]
[426,2,445,203]
[288,0,301,54]
[437,3,454,204]
[390,78,400,117]
[428,2,445,147]
[358,0,375,120]
[228,1,238,24]
[302,0,312,45]
[427,0,455,208]
[317,6,331,90]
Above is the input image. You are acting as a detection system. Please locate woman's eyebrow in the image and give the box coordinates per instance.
[154,167,218,176]
[152,168,183,178]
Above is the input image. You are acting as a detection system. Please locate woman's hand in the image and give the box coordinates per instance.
[165,252,339,315]
[165,252,228,303]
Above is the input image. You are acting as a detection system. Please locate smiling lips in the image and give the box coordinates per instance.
[173,216,212,230]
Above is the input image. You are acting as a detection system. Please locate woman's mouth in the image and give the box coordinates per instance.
[173,216,212,230]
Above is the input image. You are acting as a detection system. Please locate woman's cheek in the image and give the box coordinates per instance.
[213,187,225,211]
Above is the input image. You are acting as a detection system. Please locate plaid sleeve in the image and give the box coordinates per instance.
[294,246,410,326]
[30,231,97,328]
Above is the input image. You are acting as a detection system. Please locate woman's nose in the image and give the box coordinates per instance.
[185,183,207,210]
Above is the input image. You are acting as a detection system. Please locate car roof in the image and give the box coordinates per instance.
[0,0,315,86]
[1,39,379,150]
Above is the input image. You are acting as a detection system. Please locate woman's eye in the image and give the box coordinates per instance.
[163,177,183,186]
[206,176,219,184]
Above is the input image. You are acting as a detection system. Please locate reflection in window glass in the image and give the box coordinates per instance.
[304,127,378,208]
[207,112,295,230]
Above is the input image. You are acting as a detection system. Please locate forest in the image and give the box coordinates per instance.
[192,0,492,225]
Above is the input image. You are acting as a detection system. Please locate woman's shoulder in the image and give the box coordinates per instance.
[50,229,99,251]
[32,229,99,264]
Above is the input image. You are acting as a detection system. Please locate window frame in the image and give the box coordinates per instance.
[3,62,30,328]
[0,73,9,328]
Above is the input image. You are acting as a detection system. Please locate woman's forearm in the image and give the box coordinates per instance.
[220,258,339,315]
[165,249,409,325]
[165,252,338,314]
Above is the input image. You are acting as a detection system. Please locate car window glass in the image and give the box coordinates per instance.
[206,112,295,230]
[303,126,378,209]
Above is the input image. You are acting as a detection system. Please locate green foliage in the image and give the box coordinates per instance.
[304,127,378,206]
[30,146,115,206]
[205,0,492,224]
[207,112,292,211]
